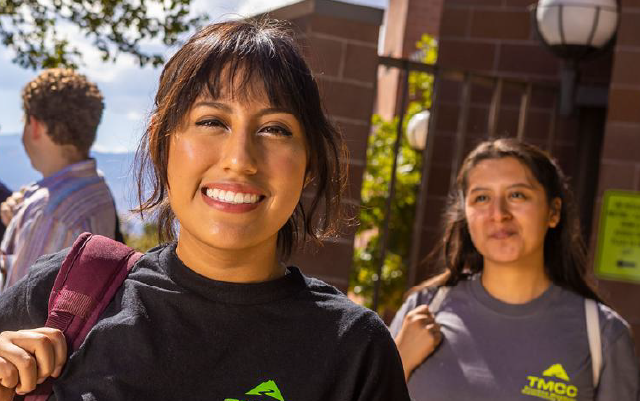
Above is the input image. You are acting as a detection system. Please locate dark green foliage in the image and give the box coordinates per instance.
[122,219,160,253]
[350,34,438,313]
[0,0,208,69]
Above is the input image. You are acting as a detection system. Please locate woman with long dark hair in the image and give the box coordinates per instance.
[0,19,411,400]
[390,138,640,400]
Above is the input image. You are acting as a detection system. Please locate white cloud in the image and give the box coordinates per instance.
[92,143,131,154]
[126,111,144,121]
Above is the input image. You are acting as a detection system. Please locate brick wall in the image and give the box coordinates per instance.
[592,0,640,357]
[267,0,383,292]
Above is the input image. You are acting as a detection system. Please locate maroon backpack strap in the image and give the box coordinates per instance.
[25,232,143,401]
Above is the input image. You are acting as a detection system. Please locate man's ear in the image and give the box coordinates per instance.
[28,115,45,140]
[549,198,562,228]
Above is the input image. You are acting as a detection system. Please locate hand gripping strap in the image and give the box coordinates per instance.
[25,233,142,401]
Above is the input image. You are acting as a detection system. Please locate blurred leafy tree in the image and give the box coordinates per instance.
[350,34,438,314]
[122,219,160,253]
[0,0,208,69]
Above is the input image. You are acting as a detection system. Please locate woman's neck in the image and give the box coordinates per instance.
[175,231,285,283]
[481,258,551,304]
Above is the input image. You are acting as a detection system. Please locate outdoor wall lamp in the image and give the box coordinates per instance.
[533,0,619,115]
[406,110,430,150]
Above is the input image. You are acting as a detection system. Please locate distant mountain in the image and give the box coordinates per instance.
[0,134,140,230]
[0,134,39,188]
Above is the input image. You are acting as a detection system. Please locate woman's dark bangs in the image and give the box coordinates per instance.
[198,46,303,117]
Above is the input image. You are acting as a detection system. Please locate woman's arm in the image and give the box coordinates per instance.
[595,328,640,401]
[393,304,442,381]
[389,289,442,381]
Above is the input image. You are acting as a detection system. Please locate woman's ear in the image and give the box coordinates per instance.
[549,198,562,228]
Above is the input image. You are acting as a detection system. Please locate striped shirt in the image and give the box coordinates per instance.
[0,159,116,290]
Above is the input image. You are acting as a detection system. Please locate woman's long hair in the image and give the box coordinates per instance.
[409,138,603,303]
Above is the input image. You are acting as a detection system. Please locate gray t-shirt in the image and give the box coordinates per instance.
[389,276,640,401]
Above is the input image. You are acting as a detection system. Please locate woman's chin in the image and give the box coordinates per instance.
[483,250,524,265]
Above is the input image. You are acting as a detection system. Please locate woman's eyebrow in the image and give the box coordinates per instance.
[507,183,535,190]
[192,101,232,112]
[257,107,294,116]
[190,102,293,116]
[468,183,534,193]
[468,187,489,193]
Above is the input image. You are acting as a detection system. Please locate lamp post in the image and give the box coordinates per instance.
[533,0,619,115]
[405,109,433,291]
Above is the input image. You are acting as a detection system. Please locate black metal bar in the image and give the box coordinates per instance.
[560,60,577,115]
[372,63,410,312]
[488,78,502,138]
[517,83,532,140]
[377,55,560,90]
[546,94,558,152]
[407,74,441,290]
[378,56,437,74]
[559,4,566,45]
[451,74,471,188]
[586,6,601,47]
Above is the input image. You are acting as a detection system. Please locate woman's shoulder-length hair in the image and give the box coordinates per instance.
[134,19,348,259]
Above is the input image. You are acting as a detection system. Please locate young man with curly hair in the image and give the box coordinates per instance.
[0,69,117,291]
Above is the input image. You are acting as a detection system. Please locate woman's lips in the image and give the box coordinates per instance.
[489,229,517,239]
[200,181,267,214]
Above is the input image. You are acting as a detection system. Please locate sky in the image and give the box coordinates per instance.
[0,0,387,153]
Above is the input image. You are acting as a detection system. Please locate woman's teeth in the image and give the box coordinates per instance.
[205,188,260,204]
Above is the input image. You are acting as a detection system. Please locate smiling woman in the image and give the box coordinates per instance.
[0,19,411,401]
[389,139,640,401]
[166,81,309,282]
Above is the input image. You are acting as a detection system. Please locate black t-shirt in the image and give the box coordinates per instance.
[0,243,410,401]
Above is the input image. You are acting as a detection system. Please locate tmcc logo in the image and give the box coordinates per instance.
[521,364,578,401]
[224,380,285,401]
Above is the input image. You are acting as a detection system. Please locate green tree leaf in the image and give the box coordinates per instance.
[350,34,438,314]
[0,0,208,69]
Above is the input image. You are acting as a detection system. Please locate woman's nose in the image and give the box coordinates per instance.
[220,128,258,175]
[490,197,511,221]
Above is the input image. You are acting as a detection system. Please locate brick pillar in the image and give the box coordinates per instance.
[377,0,444,119]
[266,0,383,292]
[591,0,640,358]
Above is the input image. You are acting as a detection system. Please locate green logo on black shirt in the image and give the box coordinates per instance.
[522,364,578,401]
[224,379,285,401]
